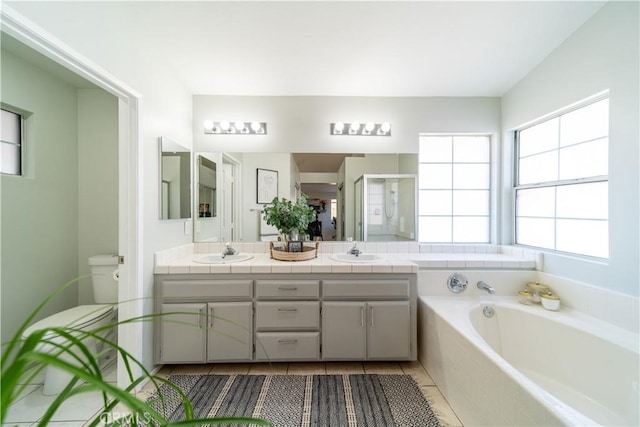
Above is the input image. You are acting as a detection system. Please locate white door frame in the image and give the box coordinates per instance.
[1,6,144,387]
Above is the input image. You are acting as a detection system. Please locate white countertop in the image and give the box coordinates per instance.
[154,252,536,275]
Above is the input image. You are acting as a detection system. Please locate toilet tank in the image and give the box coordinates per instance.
[88,255,119,303]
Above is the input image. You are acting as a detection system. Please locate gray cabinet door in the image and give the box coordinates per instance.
[367,301,410,360]
[207,302,253,362]
[160,303,206,363]
[322,301,366,360]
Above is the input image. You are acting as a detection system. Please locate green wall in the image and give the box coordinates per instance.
[1,49,80,346]
[0,49,119,349]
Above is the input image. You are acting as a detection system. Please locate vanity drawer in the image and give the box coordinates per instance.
[162,280,253,300]
[256,280,320,299]
[323,280,409,299]
[255,302,319,330]
[255,332,319,361]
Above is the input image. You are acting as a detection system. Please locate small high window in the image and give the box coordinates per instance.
[1,108,23,176]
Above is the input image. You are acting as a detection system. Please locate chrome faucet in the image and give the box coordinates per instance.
[348,241,362,257]
[221,242,238,258]
[477,280,495,295]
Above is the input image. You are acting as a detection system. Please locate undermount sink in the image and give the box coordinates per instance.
[193,254,254,264]
[329,253,384,263]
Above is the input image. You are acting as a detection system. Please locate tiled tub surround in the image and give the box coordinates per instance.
[418,271,640,426]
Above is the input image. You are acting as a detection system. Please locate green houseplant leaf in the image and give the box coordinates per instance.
[1,277,272,427]
[262,194,315,237]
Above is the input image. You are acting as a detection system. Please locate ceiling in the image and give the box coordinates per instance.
[4,1,605,97]
[293,153,364,173]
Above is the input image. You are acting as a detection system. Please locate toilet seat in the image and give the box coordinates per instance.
[23,305,114,337]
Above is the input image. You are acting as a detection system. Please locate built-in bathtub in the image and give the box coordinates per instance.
[419,297,639,426]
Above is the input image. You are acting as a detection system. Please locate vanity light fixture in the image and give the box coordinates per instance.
[330,122,391,136]
[349,122,361,134]
[332,121,345,135]
[203,120,267,135]
[378,122,392,135]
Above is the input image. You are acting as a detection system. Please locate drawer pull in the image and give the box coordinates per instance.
[198,308,204,329]
[277,307,298,312]
[278,286,298,291]
[209,307,214,327]
[360,306,364,327]
[370,306,374,327]
[278,339,298,344]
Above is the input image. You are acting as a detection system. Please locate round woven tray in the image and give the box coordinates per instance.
[270,241,319,262]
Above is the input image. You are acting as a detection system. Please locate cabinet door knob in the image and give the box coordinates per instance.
[198,308,204,329]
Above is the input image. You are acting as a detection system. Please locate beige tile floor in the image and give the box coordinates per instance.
[5,361,462,426]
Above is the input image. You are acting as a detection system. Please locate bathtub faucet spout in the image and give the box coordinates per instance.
[477,281,495,295]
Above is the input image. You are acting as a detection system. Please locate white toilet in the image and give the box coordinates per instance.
[23,254,119,395]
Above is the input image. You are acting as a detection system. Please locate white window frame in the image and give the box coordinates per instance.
[1,107,24,176]
[513,94,609,259]
[418,134,492,244]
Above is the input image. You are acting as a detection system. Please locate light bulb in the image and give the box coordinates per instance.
[203,120,214,131]
[234,121,245,132]
[380,122,391,134]
[364,122,375,132]
[251,122,262,132]
[334,122,344,132]
[350,122,360,133]
[219,120,230,131]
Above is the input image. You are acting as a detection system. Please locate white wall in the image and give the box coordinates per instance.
[78,89,119,304]
[501,2,640,296]
[1,50,80,346]
[193,95,500,153]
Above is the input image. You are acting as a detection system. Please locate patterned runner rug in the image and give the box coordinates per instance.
[146,374,441,426]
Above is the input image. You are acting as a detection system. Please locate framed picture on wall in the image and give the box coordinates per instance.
[257,168,278,203]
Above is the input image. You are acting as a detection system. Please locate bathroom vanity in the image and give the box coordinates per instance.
[154,271,417,364]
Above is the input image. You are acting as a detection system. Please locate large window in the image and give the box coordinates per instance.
[1,108,23,176]
[418,135,491,243]
[515,97,609,258]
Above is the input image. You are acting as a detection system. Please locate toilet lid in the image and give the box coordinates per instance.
[23,305,114,337]
[88,254,119,266]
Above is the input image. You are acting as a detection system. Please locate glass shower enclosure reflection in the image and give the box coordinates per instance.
[354,174,418,241]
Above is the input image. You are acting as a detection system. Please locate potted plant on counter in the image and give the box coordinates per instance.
[262,194,315,244]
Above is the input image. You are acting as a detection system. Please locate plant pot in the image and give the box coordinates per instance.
[280,230,300,242]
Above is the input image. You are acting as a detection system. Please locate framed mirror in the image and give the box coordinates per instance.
[159,137,191,220]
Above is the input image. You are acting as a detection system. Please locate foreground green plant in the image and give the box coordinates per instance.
[1,276,271,426]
